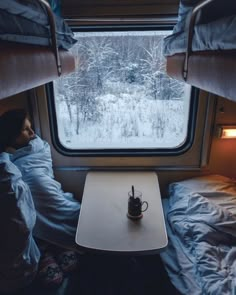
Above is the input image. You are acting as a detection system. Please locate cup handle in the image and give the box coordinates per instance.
[141,201,148,212]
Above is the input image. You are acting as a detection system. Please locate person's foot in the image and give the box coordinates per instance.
[37,252,64,288]
[56,250,79,274]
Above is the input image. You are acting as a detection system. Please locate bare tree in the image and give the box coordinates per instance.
[85,37,116,91]
[140,38,166,100]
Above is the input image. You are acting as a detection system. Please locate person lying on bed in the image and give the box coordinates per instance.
[0,109,81,288]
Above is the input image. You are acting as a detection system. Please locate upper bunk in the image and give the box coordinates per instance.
[0,0,77,100]
[163,0,236,101]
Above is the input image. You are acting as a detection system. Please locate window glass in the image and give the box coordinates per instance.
[53,30,191,150]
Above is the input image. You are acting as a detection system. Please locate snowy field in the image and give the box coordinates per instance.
[54,81,189,149]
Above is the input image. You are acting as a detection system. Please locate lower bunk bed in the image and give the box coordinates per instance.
[161,175,236,295]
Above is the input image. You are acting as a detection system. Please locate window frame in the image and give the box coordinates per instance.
[47,24,198,157]
[47,84,198,157]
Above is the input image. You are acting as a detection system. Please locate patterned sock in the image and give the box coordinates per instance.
[37,252,64,287]
[56,250,79,274]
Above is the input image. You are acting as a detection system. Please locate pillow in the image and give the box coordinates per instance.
[173,0,236,35]
[172,0,200,34]
[169,174,236,217]
[169,174,235,193]
[0,0,77,50]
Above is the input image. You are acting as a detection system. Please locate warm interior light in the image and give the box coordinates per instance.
[218,126,236,139]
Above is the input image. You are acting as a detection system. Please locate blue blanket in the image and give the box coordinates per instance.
[163,15,236,56]
[11,136,81,250]
[161,175,236,294]
[163,0,236,56]
[0,152,40,293]
[0,0,77,50]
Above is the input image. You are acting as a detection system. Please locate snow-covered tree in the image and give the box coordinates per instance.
[140,38,166,100]
[85,38,116,91]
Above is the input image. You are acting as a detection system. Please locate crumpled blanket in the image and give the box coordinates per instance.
[11,135,81,250]
[163,15,236,56]
[0,0,77,50]
[163,0,236,56]
[0,152,40,293]
[161,175,236,295]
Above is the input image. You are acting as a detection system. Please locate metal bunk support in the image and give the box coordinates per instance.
[39,0,62,76]
[183,0,215,81]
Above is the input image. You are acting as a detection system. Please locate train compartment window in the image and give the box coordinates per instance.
[51,29,193,155]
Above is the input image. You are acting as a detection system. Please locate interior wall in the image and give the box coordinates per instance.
[208,96,236,178]
[0,92,29,115]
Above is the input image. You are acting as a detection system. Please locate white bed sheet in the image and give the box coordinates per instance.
[161,175,236,295]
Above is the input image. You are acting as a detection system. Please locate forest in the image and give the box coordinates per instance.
[53,31,188,149]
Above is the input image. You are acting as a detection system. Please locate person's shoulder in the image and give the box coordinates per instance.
[0,152,13,164]
[0,152,22,177]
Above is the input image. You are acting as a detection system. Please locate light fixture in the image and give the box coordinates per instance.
[217,125,236,139]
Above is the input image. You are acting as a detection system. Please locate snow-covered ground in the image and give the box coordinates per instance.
[54,80,189,149]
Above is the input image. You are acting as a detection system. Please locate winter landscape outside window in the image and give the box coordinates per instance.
[52,30,191,150]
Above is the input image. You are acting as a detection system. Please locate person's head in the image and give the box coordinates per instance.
[0,109,35,152]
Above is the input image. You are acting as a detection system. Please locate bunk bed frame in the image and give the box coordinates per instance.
[166,0,236,101]
[0,0,75,100]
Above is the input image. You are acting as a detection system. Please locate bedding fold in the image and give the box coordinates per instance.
[11,136,81,251]
[163,0,236,56]
[0,152,40,293]
[163,15,236,56]
[0,0,77,50]
[161,175,236,295]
